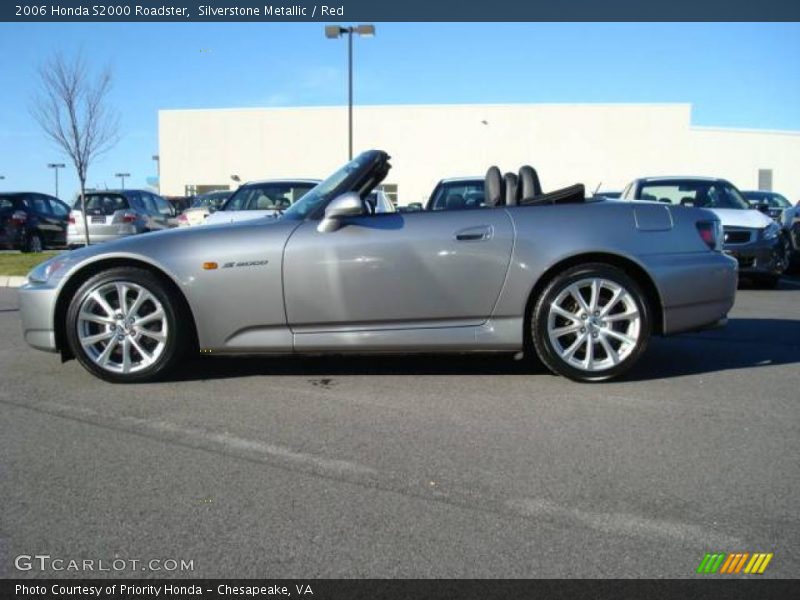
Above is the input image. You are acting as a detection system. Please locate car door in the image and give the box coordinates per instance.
[46,196,70,245]
[153,194,176,228]
[29,194,58,245]
[283,208,514,333]
[140,193,166,230]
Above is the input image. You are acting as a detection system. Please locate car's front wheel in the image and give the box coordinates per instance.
[65,267,186,383]
[531,264,651,382]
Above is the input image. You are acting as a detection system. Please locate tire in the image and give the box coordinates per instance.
[531,263,652,382]
[22,232,43,253]
[65,267,187,383]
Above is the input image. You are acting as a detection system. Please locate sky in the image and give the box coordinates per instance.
[0,22,799,197]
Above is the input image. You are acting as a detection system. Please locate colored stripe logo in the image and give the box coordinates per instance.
[697,552,773,574]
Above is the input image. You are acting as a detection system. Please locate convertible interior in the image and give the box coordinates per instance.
[444,165,586,210]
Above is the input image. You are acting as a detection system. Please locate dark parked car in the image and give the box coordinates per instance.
[742,190,800,270]
[741,190,794,221]
[0,192,71,252]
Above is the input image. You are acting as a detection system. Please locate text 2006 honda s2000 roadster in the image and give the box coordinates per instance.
[19,150,738,383]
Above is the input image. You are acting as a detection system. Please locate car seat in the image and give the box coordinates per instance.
[518,165,543,202]
[445,194,466,210]
[484,166,504,206]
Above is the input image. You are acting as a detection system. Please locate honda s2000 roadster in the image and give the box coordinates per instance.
[19,151,738,383]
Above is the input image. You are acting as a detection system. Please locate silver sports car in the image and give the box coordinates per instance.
[19,150,738,383]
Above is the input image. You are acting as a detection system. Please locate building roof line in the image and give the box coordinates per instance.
[158,101,693,114]
[691,125,800,137]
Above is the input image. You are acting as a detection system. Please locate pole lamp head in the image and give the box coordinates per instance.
[355,24,375,37]
[325,25,344,39]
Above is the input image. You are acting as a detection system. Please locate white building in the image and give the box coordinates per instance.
[158,103,800,204]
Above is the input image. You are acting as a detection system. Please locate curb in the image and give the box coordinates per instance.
[0,276,28,288]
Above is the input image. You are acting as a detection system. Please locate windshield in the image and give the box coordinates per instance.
[428,180,485,211]
[191,192,229,210]
[280,152,380,221]
[638,180,750,210]
[76,194,130,215]
[742,192,791,209]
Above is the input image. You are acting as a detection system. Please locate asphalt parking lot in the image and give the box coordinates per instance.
[1,278,798,579]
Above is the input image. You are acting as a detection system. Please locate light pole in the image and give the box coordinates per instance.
[325,24,375,160]
[152,154,160,193]
[47,163,66,198]
[115,172,130,190]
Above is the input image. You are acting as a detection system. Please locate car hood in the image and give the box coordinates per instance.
[706,208,773,229]
[57,218,290,263]
[204,210,279,225]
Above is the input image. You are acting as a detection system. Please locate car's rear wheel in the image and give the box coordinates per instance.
[531,264,651,382]
[65,267,186,383]
[22,232,43,253]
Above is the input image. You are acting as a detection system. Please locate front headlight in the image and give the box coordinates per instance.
[763,222,780,240]
[27,255,75,283]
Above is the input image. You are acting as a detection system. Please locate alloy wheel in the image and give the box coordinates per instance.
[546,277,642,372]
[76,281,169,374]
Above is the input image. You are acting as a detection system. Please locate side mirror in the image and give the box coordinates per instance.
[317,192,364,233]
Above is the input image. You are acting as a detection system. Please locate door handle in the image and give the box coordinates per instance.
[455,226,493,241]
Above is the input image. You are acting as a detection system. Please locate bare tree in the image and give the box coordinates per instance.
[31,51,120,246]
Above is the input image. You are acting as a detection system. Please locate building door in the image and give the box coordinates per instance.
[758,169,773,191]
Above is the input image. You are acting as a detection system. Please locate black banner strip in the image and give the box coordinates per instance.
[3,0,800,22]
[3,579,799,600]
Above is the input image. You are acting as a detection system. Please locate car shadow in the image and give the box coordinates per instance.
[737,275,800,292]
[166,317,800,383]
[625,317,800,381]
[171,352,539,381]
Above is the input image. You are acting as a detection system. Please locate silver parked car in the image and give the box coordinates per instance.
[203,179,319,225]
[20,151,737,384]
[67,190,176,247]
